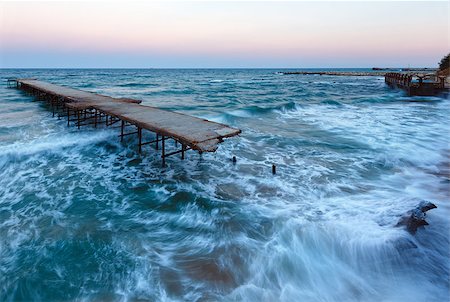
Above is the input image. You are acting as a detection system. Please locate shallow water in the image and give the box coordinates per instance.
[0,69,448,301]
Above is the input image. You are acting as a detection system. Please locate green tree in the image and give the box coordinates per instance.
[439,53,449,71]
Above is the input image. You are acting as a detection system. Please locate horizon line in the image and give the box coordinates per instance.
[0,66,436,70]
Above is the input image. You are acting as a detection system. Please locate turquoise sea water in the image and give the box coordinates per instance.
[0,69,449,301]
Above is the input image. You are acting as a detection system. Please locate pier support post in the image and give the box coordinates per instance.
[94,109,97,128]
[57,100,61,120]
[67,108,70,126]
[181,144,185,160]
[138,127,142,153]
[120,120,124,142]
[156,134,159,150]
[162,135,166,167]
[77,110,80,129]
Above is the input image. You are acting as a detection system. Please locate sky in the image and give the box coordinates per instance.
[0,1,448,68]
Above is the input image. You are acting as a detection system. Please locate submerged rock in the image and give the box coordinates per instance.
[396,201,437,234]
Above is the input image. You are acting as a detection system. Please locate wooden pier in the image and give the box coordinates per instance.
[384,72,448,96]
[9,79,241,166]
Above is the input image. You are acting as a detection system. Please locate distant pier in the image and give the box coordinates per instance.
[384,73,448,96]
[8,79,241,166]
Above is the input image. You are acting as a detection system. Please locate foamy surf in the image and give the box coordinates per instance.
[0,68,448,302]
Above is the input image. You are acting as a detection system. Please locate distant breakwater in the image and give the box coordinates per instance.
[281,71,386,76]
[281,69,436,77]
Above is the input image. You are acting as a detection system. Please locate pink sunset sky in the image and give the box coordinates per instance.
[0,1,448,68]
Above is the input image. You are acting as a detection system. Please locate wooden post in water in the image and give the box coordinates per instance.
[162,135,166,167]
[120,120,124,142]
[138,127,142,153]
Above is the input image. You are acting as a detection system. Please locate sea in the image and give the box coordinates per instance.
[0,69,448,302]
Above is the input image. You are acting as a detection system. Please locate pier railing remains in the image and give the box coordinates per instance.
[384,72,447,96]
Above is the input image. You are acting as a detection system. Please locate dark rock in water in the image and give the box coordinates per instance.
[396,201,437,234]
[419,201,438,212]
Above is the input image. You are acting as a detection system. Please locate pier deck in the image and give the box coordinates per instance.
[11,79,241,165]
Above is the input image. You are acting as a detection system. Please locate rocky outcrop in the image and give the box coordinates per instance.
[396,201,437,234]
